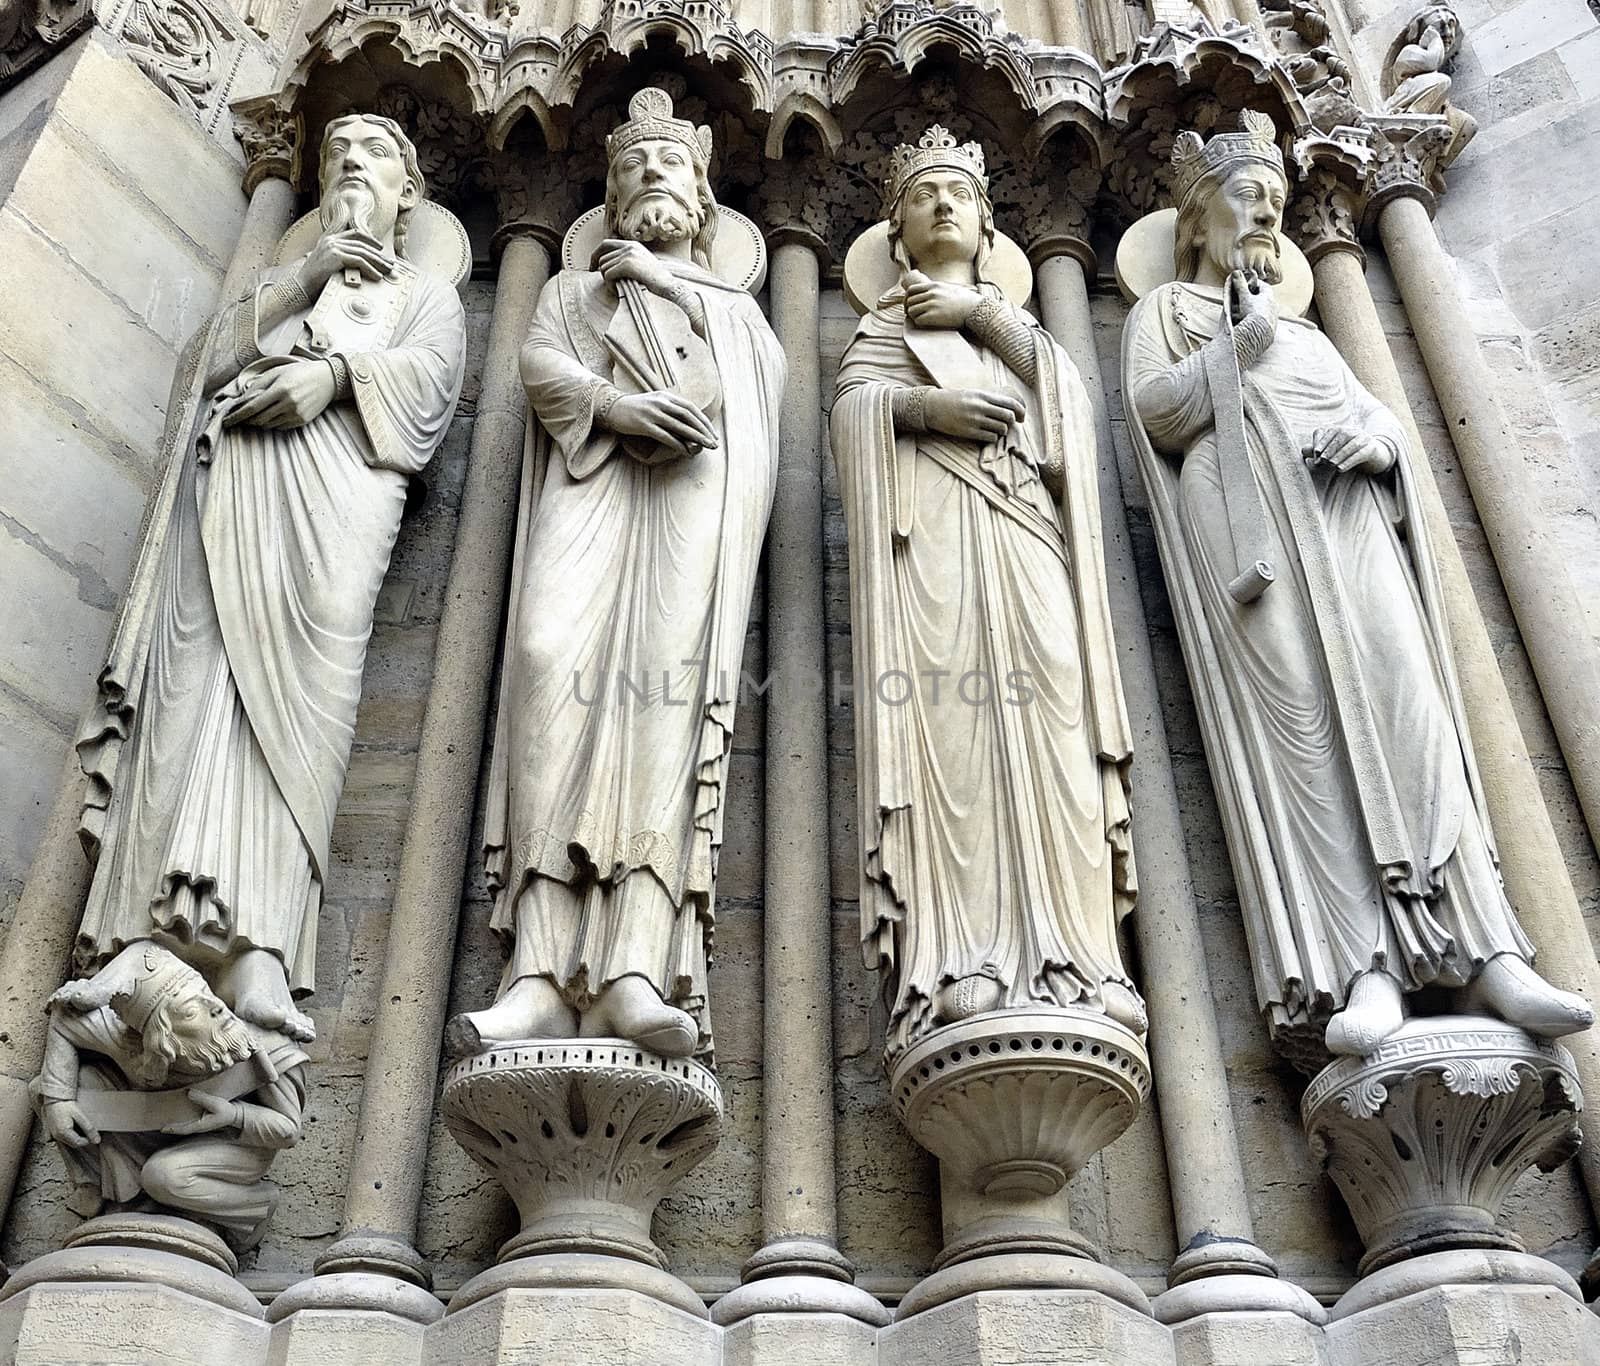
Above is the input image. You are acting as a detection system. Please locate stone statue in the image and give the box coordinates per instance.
[832,127,1141,1065]
[453,87,783,1060]
[1383,4,1476,161]
[34,943,308,1246]
[1120,113,1589,1064]
[71,112,466,1053]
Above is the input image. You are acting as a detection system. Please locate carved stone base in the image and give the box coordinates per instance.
[888,1009,1151,1316]
[0,1213,262,1318]
[1151,1237,1327,1324]
[1301,1016,1583,1276]
[440,1039,725,1282]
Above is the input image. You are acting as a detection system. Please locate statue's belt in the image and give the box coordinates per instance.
[920,441,1066,569]
[76,1048,281,1134]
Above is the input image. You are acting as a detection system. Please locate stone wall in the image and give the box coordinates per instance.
[0,32,246,928]
[1340,0,1600,843]
[1,0,1598,1335]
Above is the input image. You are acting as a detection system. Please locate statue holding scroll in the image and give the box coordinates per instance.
[452,88,783,1060]
[1120,113,1590,1062]
[36,943,307,1246]
[832,127,1141,1064]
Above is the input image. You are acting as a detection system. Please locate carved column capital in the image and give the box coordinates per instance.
[489,153,581,262]
[752,154,835,266]
[232,96,301,197]
[1288,133,1374,266]
[997,159,1099,277]
[1365,114,1454,223]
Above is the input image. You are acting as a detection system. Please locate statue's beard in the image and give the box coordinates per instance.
[1230,232,1283,284]
[619,187,704,246]
[321,185,376,239]
[168,1012,256,1077]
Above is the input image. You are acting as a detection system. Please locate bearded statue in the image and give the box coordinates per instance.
[451,87,783,1061]
[1120,113,1590,1067]
[34,944,308,1247]
[73,113,466,1046]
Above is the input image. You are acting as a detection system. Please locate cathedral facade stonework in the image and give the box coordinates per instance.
[0,0,1598,1360]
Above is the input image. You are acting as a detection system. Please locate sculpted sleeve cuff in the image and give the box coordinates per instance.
[326,353,352,400]
[892,385,933,434]
[967,296,1039,386]
[667,282,708,337]
[1233,314,1274,370]
[35,1023,79,1103]
[590,379,623,428]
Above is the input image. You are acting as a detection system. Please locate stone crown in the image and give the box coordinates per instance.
[884,125,988,212]
[119,946,201,1033]
[1170,110,1285,208]
[606,87,713,170]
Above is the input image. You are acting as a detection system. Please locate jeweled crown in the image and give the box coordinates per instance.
[606,87,714,170]
[1170,110,1285,208]
[884,126,988,211]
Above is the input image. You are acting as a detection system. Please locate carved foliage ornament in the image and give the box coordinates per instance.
[1302,1019,1583,1273]
[120,0,229,116]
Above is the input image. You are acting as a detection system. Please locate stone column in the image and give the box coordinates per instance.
[0,111,301,1229]
[711,230,888,1332]
[1293,156,1600,1287]
[270,225,554,1327]
[1030,232,1323,1328]
[1370,126,1600,862]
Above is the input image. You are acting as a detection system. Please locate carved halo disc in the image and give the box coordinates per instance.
[275,201,473,287]
[561,204,768,295]
[843,220,1033,317]
[1114,207,1314,317]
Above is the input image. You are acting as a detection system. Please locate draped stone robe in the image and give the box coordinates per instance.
[483,261,783,1058]
[1123,282,1530,1063]
[832,285,1137,1063]
[76,256,467,995]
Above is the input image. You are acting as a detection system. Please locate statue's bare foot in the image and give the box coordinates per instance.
[447,976,576,1057]
[1463,954,1593,1038]
[1325,969,1405,1057]
[934,973,1004,1023]
[227,948,314,1041]
[1101,981,1148,1036]
[280,1005,316,1043]
[584,976,697,1058]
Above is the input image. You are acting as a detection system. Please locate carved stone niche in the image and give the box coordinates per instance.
[1302,1016,1587,1310]
[440,1040,725,1317]
[888,1009,1152,1318]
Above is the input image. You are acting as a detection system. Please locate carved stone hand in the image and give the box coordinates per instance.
[1302,427,1395,476]
[923,387,1025,443]
[903,271,984,329]
[44,1099,99,1150]
[224,361,337,432]
[603,390,718,461]
[294,229,394,296]
[593,238,679,299]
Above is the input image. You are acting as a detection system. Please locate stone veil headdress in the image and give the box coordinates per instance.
[1170,109,1285,209]
[882,125,989,213]
[606,87,714,171]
